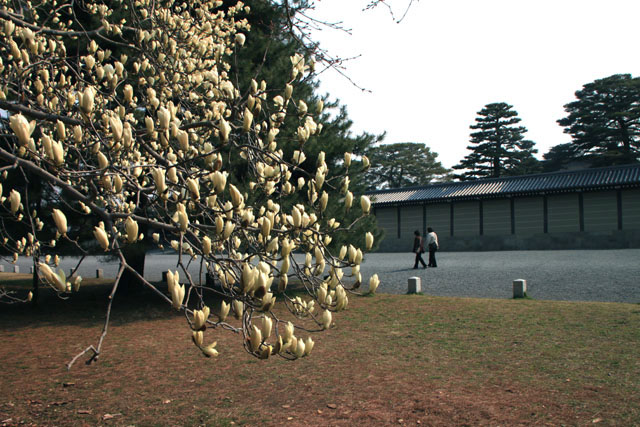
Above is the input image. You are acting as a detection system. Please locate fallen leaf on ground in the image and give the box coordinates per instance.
[77,410,91,415]
[163,400,171,404]
[102,413,122,420]
[327,403,337,409]
[593,418,603,424]
[281,404,290,409]
[62,382,75,387]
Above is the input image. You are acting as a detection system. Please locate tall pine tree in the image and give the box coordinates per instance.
[453,102,539,180]
[557,74,640,166]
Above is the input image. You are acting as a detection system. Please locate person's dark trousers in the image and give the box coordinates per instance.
[428,249,437,267]
[414,252,426,268]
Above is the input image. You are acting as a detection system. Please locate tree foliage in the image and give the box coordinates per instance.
[0,0,380,364]
[453,102,539,180]
[557,74,640,167]
[363,142,450,190]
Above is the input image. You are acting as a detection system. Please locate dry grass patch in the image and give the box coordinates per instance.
[1,277,638,425]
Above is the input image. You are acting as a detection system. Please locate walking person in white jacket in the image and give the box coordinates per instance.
[426,227,439,267]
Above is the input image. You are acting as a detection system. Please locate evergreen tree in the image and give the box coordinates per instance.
[364,143,450,190]
[453,102,539,180]
[557,74,640,166]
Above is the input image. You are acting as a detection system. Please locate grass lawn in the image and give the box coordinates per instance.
[1,273,639,426]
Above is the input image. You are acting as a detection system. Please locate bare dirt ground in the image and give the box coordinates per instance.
[1,278,638,426]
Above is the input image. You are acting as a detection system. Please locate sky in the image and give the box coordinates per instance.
[308,0,640,168]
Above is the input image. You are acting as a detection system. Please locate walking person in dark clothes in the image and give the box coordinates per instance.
[412,230,427,269]
[426,227,439,267]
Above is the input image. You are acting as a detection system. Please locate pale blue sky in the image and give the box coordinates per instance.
[310,0,640,168]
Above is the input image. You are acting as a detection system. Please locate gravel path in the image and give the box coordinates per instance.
[8,249,640,303]
[360,249,640,303]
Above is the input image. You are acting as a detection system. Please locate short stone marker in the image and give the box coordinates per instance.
[30,266,35,274]
[0,265,4,272]
[408,276,421,294]
[13,265,19,273]
[513,279,527,298]
[96,269,104,278]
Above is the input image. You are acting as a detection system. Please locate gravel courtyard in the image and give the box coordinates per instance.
[361,249,640,303]
[8,249,640,303]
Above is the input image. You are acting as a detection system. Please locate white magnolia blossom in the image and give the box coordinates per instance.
[0,0,379,364]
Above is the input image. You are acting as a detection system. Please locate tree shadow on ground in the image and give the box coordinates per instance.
[0,280,192,332]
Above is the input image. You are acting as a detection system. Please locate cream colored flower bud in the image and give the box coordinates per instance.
[249,325,262,352]
[362,155,370,169]
[336,245,346,261]
[223,221,235,240]
[304,337,315,356]
[344,152,352,167]
[202,341,219,357]
[202,236,211,255]
[186,177,200,200]
[242,108,253,132]
[344,191,353,211]
[153,233,160,243]
[316,100,324,114]
[84,55,95,70]
[52,209,67,236]
[261,316,273,340]
[360,195,371,215]
[93,226,109,250]
[151,168,167,193]
[73,126,83,144]
[233,300,244,319]
[51,140,64,166]
[212,171,227,193]
[229,184,243,207]
[145,116,154,134]
[319,192,328,212]
[292,150,306,165]
[219,301,230,322]
[192,330,204,347]
[157,107,170,129]
[321,309,332,330]
[97,152,109,169]
[177,210,189,232]
[235,33,246,46]
[219,118,231,142]
[109,116,123,142]
[9,114,36,146]
[123,84,133,103]
[273,95,284,109]
[80,87,95,114]
[365,232,374,251]
[284,84,293,100]
[9,190,21,214]
[369,274,380,294]
[125,217,139,243]
[297,100,308,116]
[56,120,66,141]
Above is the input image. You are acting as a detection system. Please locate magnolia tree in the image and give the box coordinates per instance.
[0,0,381,366]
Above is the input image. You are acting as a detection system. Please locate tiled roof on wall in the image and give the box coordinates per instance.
[367,164,640,206]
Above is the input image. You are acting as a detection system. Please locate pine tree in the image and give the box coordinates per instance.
[453,102,539,180]
[557,74,640,166]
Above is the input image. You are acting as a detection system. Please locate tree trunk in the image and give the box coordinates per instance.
[31,257,39,306]
[119,242,147,294]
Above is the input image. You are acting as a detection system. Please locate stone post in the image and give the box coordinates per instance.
[513,279,527,298]
[96,269,104,278]
[408,276,422,294]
